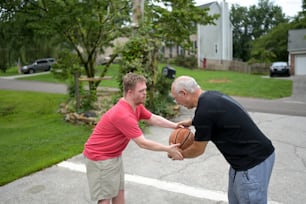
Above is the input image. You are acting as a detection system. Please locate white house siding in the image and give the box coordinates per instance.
[161,34,197,59]
[198,3,221,62]
[221,1,233,61]
[197,1,233,67]
[288,29,306,75]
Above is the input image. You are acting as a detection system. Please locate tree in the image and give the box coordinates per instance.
[39,0,131,97]
[293,0,306,26]
[248,0,287,39]
[1,0,218,115]
[250,23,294,63]
[0,2,58,70]
[118,0,218,113]
[230,0,288,61]
[250,0,306,63]
[1,0,131,100]
[230,5,250,61]
[0,21,11,72]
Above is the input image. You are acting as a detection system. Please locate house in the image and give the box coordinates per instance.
[288,29,306,75]
[98,1,233,69]
[96,37,129,64]
[161,1,233,68]
[197,1,232,67]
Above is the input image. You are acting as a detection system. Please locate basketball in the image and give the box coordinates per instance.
[169,128,194,150]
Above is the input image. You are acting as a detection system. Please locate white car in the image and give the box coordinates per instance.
[270,62,290,77]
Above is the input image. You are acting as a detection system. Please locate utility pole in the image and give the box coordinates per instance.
[132,0,144,27]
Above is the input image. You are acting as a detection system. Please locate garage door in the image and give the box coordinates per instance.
[295,55,306,75]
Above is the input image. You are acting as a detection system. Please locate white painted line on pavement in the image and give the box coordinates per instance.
[58,161,86,172]
[57,161,282,204]
[282,100,306,104]
[125,174,227,202]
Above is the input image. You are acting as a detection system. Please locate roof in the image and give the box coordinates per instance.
[197,1,218,9]
[288,29,306,52]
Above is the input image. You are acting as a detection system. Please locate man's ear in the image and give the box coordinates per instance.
[127,89,133,94]
[179,89,187,96]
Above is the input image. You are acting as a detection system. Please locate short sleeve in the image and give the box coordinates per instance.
[116,114,143,139]
[193,110,213,141]
[137,104,152,120]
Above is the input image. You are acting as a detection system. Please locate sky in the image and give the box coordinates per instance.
[195,0,303,17]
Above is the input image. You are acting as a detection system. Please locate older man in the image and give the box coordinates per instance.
[171,75,275,204]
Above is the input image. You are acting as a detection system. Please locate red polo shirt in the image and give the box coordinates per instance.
[83,98,152,161]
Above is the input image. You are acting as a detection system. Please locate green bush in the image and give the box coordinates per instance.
[173,55,197,69]
[118,35,176,117]
[146,74,176,118]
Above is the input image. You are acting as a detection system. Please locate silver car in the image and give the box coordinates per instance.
[270,62,290,77]
[21,58,55,74]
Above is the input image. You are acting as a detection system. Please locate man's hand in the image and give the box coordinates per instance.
[174,123,185,129]
[177,119,192,128]
[167,144,183,160]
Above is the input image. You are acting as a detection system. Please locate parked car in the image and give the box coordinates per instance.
[270,61,290,77]
[21,58,55,74]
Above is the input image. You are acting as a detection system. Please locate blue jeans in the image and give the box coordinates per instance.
[228,152,275,204]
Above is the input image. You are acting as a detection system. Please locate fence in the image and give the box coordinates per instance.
[202,59,269,75]
[74,72,114,112]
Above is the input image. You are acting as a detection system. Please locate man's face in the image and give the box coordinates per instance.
[131,81,147,105]
[171,87,193,109]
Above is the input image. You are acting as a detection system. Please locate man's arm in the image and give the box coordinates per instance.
[145,114,181,129]
[133,135,183,160]
[182,141,208,158]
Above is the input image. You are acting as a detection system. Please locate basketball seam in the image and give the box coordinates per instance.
[170,129,193,150]
[180,131,191,148]
[174,128,181,144]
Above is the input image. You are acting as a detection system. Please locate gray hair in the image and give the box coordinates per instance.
[172,76,200,94]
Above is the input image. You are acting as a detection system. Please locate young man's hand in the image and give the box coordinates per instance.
[177,119,192,128]
[167,144,183,160]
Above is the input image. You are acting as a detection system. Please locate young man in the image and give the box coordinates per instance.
[171,75,275,204]
[83,73,183,204]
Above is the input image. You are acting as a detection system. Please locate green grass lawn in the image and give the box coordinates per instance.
[0,66,19,76]
[0,90,92,186]
[16,64,121,87]
[173,66,292,99]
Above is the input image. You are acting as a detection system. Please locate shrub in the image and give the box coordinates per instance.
[173,55,197,69]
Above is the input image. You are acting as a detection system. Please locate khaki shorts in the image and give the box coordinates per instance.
[85,156,124,201]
